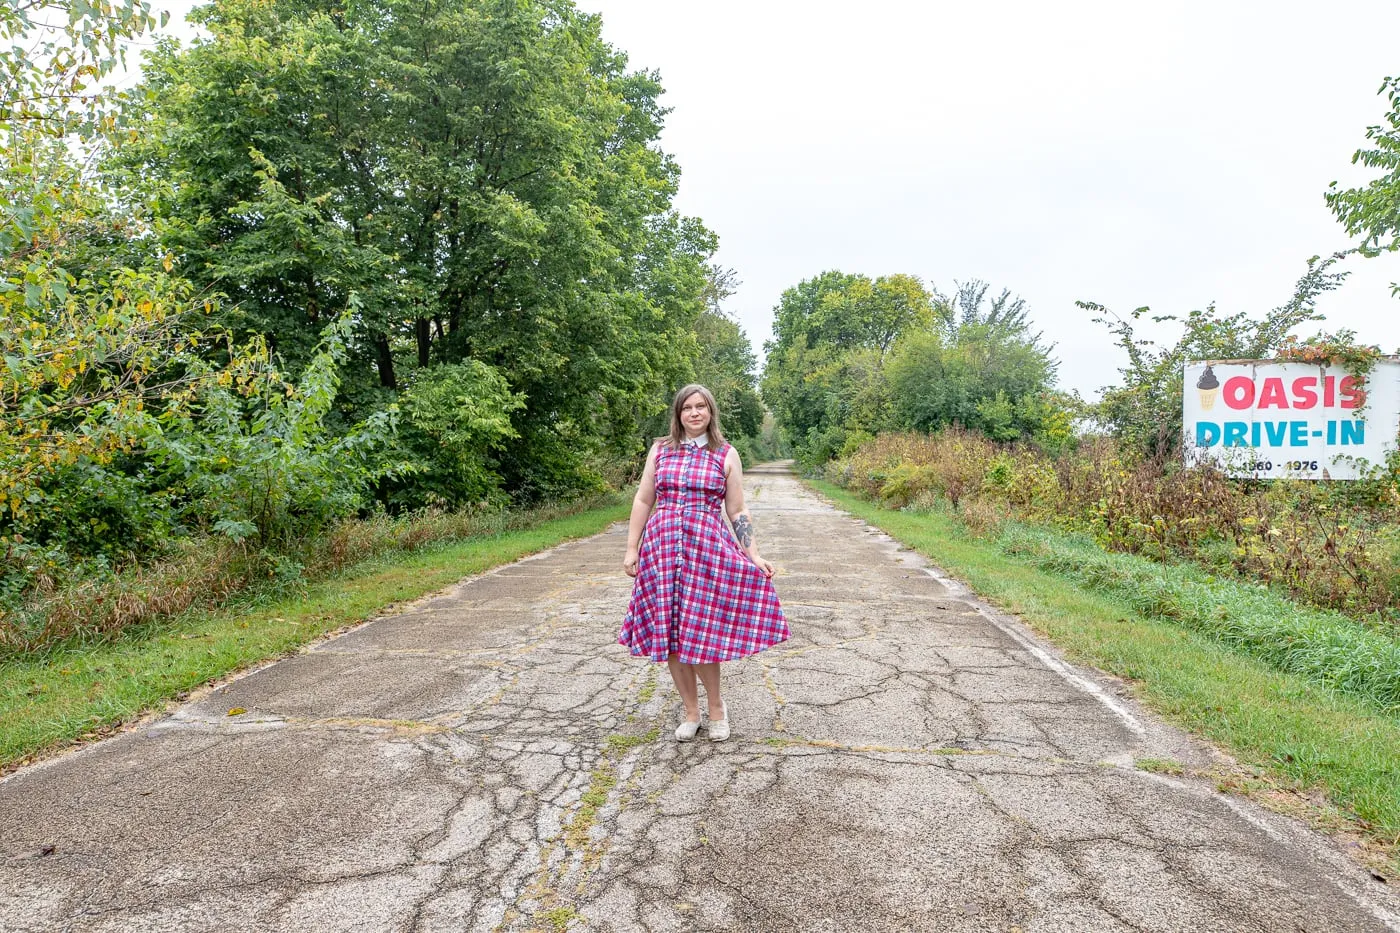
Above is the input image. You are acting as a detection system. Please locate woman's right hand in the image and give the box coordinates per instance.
[623,548,640,577]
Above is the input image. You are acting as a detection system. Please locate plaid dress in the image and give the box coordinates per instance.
[619,440,788,664]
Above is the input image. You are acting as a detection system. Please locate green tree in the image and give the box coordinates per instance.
[1326,75,1400,292]
[884,320,1059,442]
[127,0,711,499]
[934,280,1042,344]
[1,0,212,568]
[691,266,762,439]
[761,271,932,460]
[1,0,162,140]
[767,271,932,359]
[883,279,1063,442]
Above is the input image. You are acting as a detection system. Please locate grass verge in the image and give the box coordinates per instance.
[806,478,1400,876]
[995,524,1400,713]
[0,497,630,772]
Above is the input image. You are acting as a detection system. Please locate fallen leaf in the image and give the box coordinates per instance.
[227,707,247,716]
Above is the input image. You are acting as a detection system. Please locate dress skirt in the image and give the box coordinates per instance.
[618,441,788,664]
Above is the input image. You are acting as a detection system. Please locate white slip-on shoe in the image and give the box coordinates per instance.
[708,703,730,742]
[675,717,702,742]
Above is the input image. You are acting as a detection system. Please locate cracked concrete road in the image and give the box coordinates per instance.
[2,463,1397,932]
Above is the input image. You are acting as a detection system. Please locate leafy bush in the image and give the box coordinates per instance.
[388,361,524,510]
[838,429,1001,511]
[6,460,178,561]
[0,151,224,556]
[148,314,403,547]
[496,420,610,505]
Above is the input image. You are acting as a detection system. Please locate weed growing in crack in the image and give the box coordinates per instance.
[1136,757,1186,776]
[535,905,580,932]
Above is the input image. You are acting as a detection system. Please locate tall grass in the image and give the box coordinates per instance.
[996,524,1400,713]
[0,492,626,656]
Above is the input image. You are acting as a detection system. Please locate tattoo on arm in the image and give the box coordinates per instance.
[732,514,754,549]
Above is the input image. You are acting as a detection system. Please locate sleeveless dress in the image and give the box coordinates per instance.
[619,439,789,664]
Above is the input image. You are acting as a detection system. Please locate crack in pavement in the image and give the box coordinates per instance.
[1,463,1397,932]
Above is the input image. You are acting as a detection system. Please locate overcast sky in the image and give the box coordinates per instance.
[154,1,1400,399]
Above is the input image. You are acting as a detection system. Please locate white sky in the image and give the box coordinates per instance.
[151,0,1400,399]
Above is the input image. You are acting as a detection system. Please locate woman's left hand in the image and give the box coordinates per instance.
[751,555,775,578]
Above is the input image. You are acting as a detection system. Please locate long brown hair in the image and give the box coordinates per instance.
[662,384,727,451]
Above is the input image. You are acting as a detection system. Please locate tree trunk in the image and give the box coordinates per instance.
[416,317,431,367]
[375,334,397,389]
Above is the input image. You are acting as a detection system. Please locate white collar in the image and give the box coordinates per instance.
[682,434,708,448]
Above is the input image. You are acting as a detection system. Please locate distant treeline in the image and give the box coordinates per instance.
[758,272,1075,465]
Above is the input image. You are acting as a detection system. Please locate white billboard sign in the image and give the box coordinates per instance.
[1183,359,1400,480]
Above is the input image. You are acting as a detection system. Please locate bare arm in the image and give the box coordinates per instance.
[623,443,660,576]
[724,448,774,578]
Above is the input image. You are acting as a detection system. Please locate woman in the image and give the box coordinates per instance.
[619,384,788,742]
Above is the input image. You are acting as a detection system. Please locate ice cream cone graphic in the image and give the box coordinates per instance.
[1196,364,1219,410]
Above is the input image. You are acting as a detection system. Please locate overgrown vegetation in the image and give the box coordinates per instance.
[2,0,770,634]
[2,488,626,656]
[802,241,1400,626]
[1081,254,1357,456]
[996,524,1400,712]
[829,431,1400,626]
[774,237,1398,629]
[767,78,1400,869]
